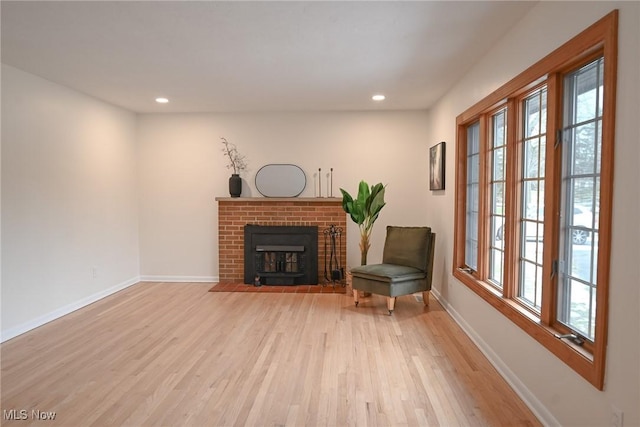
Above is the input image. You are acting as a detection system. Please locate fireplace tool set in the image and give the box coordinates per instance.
[323,224,344,287]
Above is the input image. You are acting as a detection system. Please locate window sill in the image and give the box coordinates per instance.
[453,268,598,384]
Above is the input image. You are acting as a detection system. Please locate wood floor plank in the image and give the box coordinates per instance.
[1,282,540,426]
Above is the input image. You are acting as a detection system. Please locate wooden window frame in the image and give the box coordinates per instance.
[452,10,617,389]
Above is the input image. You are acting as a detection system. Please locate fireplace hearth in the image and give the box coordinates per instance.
[244,225,318,285]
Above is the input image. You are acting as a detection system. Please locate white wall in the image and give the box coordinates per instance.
[1,65,140,339]
[136,111,430,279]
[425,2,639,426]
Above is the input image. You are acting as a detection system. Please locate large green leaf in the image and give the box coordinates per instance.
[367,183,385,216]
[356,181,370,209]
[340,187,362,224]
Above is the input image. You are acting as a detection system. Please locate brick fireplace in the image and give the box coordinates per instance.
[216,197,347,284]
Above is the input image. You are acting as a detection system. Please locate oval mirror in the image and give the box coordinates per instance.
[255,164,306,197]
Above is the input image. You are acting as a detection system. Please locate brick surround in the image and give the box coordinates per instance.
[216,198,347,284]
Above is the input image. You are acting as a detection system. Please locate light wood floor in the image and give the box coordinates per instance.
[1,282,540,426]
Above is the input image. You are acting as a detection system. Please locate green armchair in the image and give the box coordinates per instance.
[351,226,435,314]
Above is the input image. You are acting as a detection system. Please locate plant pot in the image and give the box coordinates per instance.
[229,174,242,197]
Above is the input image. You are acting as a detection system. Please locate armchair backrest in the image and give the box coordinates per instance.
[382,226,434,272]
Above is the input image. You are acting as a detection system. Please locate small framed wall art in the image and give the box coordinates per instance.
[429,141,445,191]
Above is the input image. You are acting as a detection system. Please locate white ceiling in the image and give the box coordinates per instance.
[1,1,537,113]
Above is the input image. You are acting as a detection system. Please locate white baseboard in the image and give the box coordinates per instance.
[1,276,140,343]
[430,288,559,427]
[138,275,218,283]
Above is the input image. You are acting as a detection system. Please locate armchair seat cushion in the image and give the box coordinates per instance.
[351,264,425,283]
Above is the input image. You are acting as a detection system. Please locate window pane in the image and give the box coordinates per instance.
[520,261,542,308]
[492,182,505,215]
[522,223,543,261]
[489,248,504,285]
[570,240,591,282]
[572,123,597,175]
[558,58,603,341]
[574,64,600,123]
[596,124,602,174]
[524,138,540,178]
[523,182,544,220]
[568,279,594,338]
[590,287,597,338]
[465,122,480,270]
[525,94,541,137]
[489,181,505,287]
[539,136,546,179]
[493,110,506,146]
[494,147,505,180]
[571,179,596,224]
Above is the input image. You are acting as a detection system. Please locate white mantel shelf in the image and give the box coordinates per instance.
[215,197,342,202]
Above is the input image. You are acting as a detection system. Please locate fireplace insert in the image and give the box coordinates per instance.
[244,225,318,285]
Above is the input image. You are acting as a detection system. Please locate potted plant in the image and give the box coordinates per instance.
[340,180,386,266]
[220,137,247,197]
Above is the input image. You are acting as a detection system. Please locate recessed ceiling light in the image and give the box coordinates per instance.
[155,97,169,104]
[372,94,386,101]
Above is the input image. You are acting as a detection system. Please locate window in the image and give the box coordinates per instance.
[453,11,617,389]
[557,58,604,341]
[519,89,546,311]
[489,110,506,289]
[465,122,480,272]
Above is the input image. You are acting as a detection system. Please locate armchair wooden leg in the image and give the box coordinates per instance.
[422,291,430,306]
[354,289,359,307]
[386,297,396,315]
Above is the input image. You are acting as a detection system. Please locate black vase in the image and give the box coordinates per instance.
[229,174,242,197]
